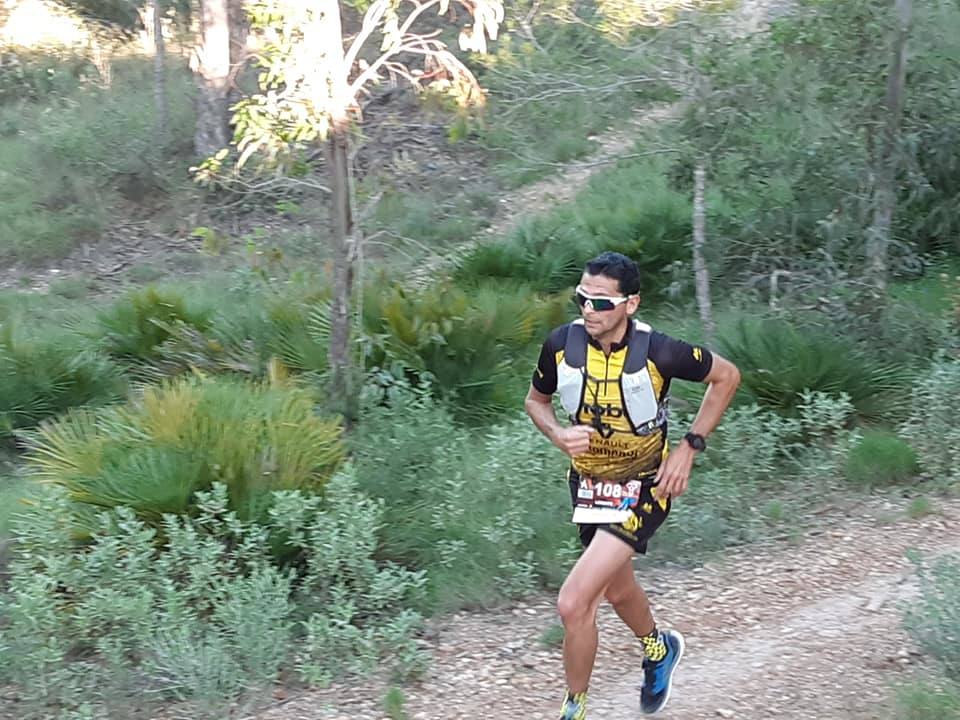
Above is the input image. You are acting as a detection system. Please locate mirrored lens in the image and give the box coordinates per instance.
[575,291,617,311]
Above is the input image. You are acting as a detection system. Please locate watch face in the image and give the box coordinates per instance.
[685,433,705,450]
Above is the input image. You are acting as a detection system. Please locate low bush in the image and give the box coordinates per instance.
[905,553,960,683]
[351,381,575,608]
[0,58,196,265]
[844,430,919,487]
[22,375,345,529]
[896,680,960,720]
[0,475,425,718]
[900,358,960,486]
[719,317,906,422]
[93,286,214,362]
[454,160,690,297]
[658,391,858,557]
[362,279,567,419]
[0,324,126,435]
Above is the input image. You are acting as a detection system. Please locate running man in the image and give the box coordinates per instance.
[524,251,741,717]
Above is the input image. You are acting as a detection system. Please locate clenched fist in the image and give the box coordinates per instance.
[552,425,596,458]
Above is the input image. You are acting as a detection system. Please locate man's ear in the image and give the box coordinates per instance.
[627,295,641,313]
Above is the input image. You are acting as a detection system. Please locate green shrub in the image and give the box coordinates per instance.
[351,382,575,608]
[132,279,334,385]
[0,59,196,264]
[906,553,960,682]
[455,160,690,297]
[896,681,960,720]
[371,189,487,250]
[659,391,858,558]
[844,430,919,487]
[93,286,213,361]
[909,496,935,519]
[22,375,345,527]
[0,477,425,716]
[0,49,92,103]
[361,279,567,419]
[0,324,126,435]
[540,623,566,648]
[719,317,906,422]
[384,687,410,720]
[279,474,428,685]
[0,138,105,262]
[900,358,960,486]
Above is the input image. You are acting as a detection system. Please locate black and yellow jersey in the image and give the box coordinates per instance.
[532,321,713,480]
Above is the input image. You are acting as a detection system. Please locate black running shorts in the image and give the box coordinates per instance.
[567,468,672,555]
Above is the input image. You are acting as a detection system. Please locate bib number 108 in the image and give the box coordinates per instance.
[597,482,622,499]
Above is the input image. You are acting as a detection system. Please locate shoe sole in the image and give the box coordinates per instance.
[642,629,685,715]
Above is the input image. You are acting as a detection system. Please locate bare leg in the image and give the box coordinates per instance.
[556,531,635,693]
[604,556,656,638]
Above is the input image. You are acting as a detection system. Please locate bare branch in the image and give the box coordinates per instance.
[342,0,391,72]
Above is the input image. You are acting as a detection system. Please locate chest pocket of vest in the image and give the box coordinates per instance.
[621,367,661,434]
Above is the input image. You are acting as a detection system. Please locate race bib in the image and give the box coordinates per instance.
[571,477,643,524]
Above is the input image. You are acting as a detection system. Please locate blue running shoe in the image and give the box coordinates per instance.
[640,629,685,714]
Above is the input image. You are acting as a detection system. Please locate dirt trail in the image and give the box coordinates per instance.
[257,495,960,720]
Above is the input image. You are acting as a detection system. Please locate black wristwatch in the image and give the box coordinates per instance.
[683,432,707,451]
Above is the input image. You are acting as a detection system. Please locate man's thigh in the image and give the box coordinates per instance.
[561,529,635,606]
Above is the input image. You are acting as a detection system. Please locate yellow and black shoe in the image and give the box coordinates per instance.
[559,689,587,720]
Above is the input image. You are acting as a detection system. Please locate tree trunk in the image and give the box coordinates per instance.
[227,0,248,111]
[89,33,112,87]
[316,1,355,418]
[152,0,167,142]
[866,0,913,292]
[692,161,715,344]
[324,122,355,418]
[194,0,231,157]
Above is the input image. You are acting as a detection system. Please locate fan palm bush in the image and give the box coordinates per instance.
[455,160,691,296]
[22,375,345,527]
[93,286,214,361]
[360,279,568,418]
[719,317,906,422]
[0,324,126,435]
[145,286,331,382]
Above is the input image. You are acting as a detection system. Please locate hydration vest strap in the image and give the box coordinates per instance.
[564,321,589,369]
[563,319,651,370]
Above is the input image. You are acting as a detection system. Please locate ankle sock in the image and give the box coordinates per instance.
[640,628,667,661]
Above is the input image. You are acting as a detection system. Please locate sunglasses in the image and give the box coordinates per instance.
[574,285,633,312]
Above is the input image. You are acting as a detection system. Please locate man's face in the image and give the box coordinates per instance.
[577,272,640,339]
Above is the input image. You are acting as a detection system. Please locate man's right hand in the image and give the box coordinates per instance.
[551,425,596,458]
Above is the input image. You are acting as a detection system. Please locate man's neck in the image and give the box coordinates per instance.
[593,319,630,355]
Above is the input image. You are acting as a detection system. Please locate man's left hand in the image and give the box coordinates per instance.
[654,443,696,499]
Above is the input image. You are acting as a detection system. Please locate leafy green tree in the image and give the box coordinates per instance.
[202,0,503,416]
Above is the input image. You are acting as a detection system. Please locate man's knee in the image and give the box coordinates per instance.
[557,585,597,628]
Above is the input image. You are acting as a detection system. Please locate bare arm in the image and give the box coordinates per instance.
[655,353,741,499]
[688,354,742,439]
[524,385,595,458]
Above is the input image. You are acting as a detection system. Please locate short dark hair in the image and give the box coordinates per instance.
[584,251,640,295]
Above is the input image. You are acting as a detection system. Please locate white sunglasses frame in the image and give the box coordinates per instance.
[574,284,635,311]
